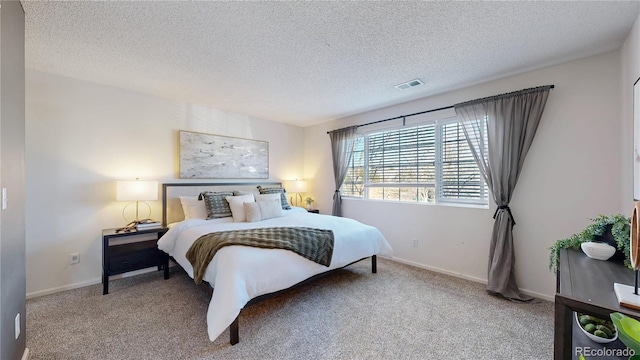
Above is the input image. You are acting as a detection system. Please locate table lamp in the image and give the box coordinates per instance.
[283,179,307,207]
[116,178,158,232]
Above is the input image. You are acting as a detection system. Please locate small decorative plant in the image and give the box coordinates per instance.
[549,214,631,272]
[305,197,314,209]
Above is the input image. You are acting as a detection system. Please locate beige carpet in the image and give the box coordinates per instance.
[26,258,553,359]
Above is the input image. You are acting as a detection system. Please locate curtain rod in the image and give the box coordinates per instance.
[327,84,554,134]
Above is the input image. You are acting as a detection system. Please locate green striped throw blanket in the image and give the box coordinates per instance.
[186,227,334,284]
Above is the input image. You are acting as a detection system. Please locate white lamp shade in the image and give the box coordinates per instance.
[284,179,307,193]
[116,180,158,201]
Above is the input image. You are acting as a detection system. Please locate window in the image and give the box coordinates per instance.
[341,117,488,205]
[341,137,365,197]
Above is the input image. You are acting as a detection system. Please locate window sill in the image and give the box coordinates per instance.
[341,196,490,210]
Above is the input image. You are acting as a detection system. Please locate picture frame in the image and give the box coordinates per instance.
[635,77,640,200]
[179,130,269,179]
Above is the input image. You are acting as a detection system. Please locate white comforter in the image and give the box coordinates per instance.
[157,207,393,342]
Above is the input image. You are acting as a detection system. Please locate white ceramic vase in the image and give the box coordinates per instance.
[580,241,616,261]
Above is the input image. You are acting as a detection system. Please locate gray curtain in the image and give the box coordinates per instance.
[329,126,358,216]
[454,85,552,301]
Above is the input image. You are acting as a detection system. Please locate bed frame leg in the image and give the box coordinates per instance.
[230,316,239,345]
[372,255,377,273]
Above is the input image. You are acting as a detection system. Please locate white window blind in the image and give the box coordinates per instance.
[342,137,365,197]
[437,120,487,203]
[367,125,435,202]
[341,117,488,205]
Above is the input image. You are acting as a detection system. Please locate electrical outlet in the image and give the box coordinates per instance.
[70,252,80,264]
[15,313,20,339]
[412,238,418,247]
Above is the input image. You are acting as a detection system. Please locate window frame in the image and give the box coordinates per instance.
[340,116,488,206]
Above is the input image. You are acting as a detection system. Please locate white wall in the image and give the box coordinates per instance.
[0,1,26,359]
[25,71,304,296]
[304,51,623,300]
[622,13,640,210]
[24,40,630,301]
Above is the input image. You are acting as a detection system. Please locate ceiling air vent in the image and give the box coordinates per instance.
[394,78,424,90]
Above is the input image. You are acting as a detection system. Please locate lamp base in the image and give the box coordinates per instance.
[614,282,640,311]
[289,193,303,207]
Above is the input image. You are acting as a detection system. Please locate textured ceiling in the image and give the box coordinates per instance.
[23,1,640,127]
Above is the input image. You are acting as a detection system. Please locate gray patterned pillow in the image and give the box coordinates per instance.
[198,191,234,219]
[256,186,291,210]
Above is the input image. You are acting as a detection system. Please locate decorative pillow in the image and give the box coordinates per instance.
[179,196,207,220]
[199,191,234,219]
[259,199,283,219]
[257,186,291,210]
[244,199,283,222]
[254,193,281,203]
[232,190,256,196]
[244,202,262,223]
[225,194,255,222]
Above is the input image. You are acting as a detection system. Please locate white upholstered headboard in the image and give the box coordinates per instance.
[162,182,282,225]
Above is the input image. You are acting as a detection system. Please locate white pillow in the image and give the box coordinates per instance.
[244,202,262,223]
[225,194,255,222]
[254,193,281,203]
[258,199,283,220]
[179,196,207,220]
[244,199,283,222]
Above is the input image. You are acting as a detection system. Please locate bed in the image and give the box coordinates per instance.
[157,182,393,344]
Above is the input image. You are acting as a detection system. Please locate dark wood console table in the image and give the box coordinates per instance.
[555,248,640,359]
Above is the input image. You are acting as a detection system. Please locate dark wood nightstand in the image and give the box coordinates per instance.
[102,227,169,295]
[307,209,319,214]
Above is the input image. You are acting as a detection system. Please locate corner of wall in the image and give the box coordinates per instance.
[621,12,640,213]
[0,1,26,359]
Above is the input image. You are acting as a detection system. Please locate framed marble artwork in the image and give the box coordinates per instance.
[179,131,269,179]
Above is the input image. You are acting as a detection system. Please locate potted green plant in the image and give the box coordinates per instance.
[305,197,314,210]
[549,214,631,272]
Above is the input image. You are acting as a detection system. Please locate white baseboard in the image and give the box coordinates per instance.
[519,288,554,302]
[21,347,29,360]
[27,257,553,302]
[386,256,554,302]
[26,266,171,299]
[27,278,101,299]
